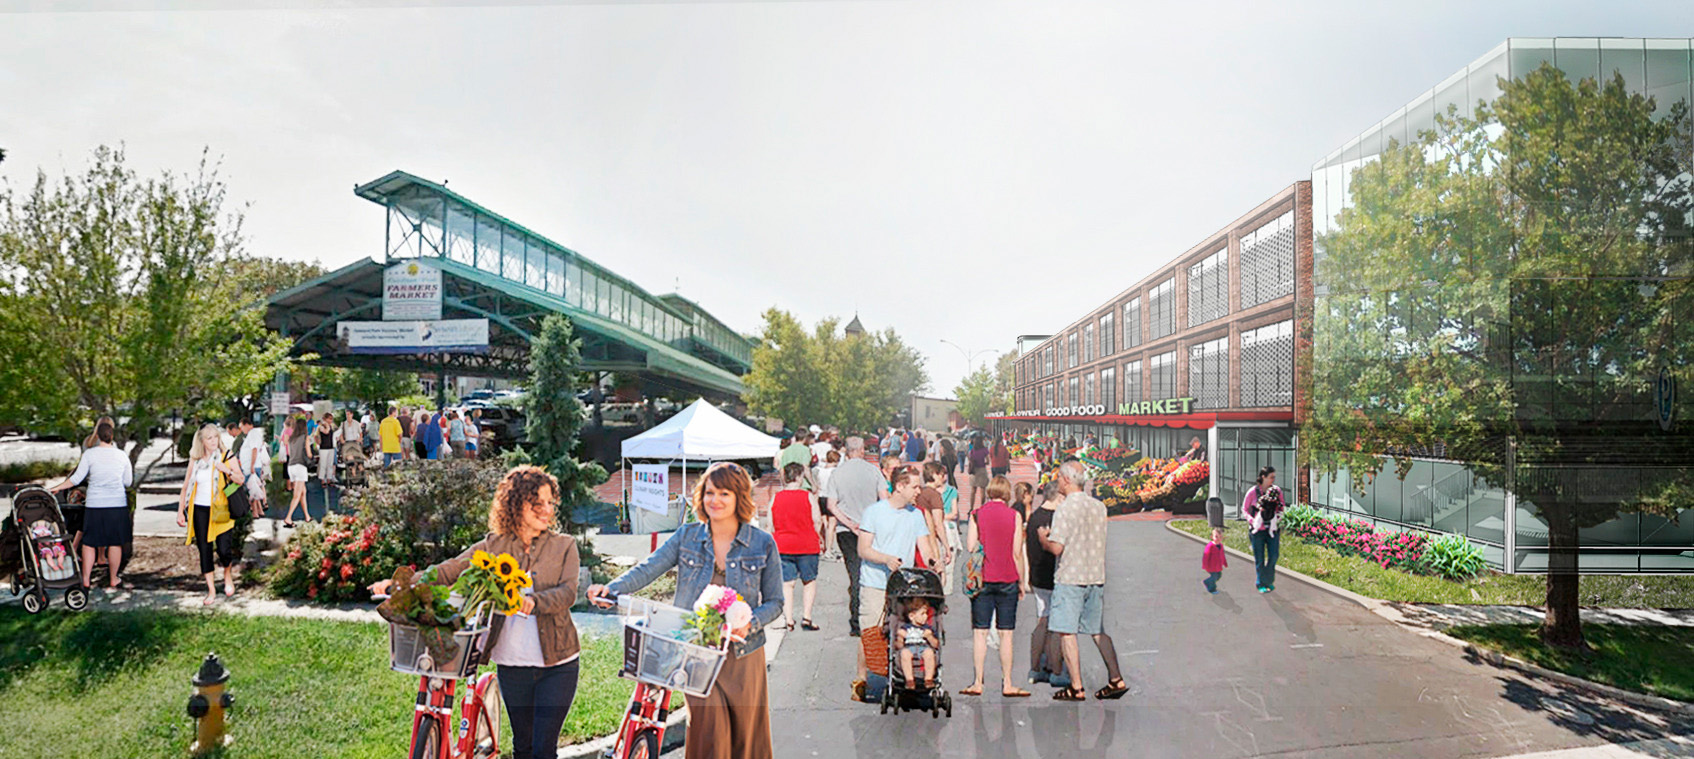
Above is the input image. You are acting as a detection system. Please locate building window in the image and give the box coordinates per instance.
[1149,279,1175,340]
[1067,333,1079,368]
[1124,298,1142,350]
[1044,383,1054,409]
[1101,366,1116,410]
[1100,313,1114,357]
[1241,211,1295,309]
[1044,347,1053,377]
[1084,373,1096,406]
[1189,336,1229,410]
[1150,351,1177,400]
[1083,324,1095,363]
[1123,360,1142,405]
[1187,247,1229,327]
[1069,376,1079,406]
[1241,320,1295,407]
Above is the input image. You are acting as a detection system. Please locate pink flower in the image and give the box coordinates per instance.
[725,600,752,632]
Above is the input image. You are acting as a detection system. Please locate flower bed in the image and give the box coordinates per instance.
[1292,514,1428,572]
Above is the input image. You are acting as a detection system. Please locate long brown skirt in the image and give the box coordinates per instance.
[684,644,771,759]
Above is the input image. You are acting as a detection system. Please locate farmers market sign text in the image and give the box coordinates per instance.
[1007,397,1197,417]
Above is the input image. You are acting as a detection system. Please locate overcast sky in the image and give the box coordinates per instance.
[2,1,1689,395]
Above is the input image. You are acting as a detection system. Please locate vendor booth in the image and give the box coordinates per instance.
[619,400,782,537]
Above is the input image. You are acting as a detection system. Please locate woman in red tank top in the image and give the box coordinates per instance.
[770,462,822,631]
[961,476,1031,697]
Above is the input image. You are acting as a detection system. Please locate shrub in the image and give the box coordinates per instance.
[268,513,408,602]
[1281,502,1321,534]
[1419,533,1489,581]
[0,460,75,483]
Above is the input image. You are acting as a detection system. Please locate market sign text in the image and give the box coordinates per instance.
[1005,397,1197,418]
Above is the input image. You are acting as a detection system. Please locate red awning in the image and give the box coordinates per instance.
[991,410,1291,430]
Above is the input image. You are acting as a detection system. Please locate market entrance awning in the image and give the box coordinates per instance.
[263,170,756,401]
[987,410,1292,430]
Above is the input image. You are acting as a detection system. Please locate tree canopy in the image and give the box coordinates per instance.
[743,309,930,432]
[514,314,607,529]
[1305,63,1693,649]
[0,146,294,472]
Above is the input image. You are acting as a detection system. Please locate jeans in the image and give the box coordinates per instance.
[1203,571,1221,593]
[384,452,401,468]
[497,659,580,759]
[837,530,863,634]
[1250,531,1281,589]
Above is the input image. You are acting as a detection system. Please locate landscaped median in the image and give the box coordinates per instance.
[1171,517,1694,704]
[0,605,661,758]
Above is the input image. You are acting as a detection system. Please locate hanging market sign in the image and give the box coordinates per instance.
[383,260,442,321]
[338,318,489,354]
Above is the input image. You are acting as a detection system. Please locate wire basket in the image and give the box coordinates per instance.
[386,617,489,679]
[616,596,728,698]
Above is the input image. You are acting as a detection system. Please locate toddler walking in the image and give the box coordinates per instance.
[1202,496,1227,593]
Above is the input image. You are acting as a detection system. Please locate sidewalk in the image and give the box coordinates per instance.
[1382,602,1694,632]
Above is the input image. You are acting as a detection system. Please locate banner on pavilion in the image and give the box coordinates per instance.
[339,319,489,354]
[383,260,442,321]
[631,464,670,515]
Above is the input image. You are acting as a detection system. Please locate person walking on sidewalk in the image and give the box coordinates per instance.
[316,411,338,485]
[960,476,1031,698]
[770,463,822,631]
[589,462,783,759]
[989,437,1011,479]
[814,449,841,559]
[1024,484,1068,688]
[821,437,888,637]
[852,466,938,702]
[282,417,312,527]
[1243,466,1286,593]
[379,406,404,468]
[1038,461,1128,701]
[50,419,133,590]
[967,437,990,512]
[237,417,270,522]
[177,423,247,605]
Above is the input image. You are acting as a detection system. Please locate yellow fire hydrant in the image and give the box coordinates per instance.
[186,653,233,755]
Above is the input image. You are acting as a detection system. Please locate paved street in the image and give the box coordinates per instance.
[757,520,1694,759]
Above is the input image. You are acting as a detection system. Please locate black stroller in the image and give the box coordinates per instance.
[878,567,952,718]
[7,487,89,614]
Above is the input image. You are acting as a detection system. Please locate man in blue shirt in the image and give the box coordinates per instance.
[904,430,925,463]
[421,408,444,460]
[853,466,939,697]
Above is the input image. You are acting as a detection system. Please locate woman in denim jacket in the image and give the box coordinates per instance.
[589,462,783,759]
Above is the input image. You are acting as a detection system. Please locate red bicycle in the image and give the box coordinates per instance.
[379,598,502,759]
[599,593,728,759]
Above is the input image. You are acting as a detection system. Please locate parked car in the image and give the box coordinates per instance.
[471,406,527,454]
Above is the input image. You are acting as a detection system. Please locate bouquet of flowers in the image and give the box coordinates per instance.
[453,550,535,620]
[689,584,753,649]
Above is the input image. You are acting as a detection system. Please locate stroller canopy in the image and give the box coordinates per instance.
[886,567,944,599]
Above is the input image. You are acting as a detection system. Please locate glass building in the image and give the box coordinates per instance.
[1308,38,1694,572]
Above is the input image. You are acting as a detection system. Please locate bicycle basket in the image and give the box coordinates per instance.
[387,619,488,679]
[616,596,728,698]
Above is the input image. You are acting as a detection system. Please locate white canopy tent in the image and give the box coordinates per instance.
[619,400,783,538]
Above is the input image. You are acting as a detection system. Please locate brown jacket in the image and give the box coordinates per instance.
[435,530,582,666]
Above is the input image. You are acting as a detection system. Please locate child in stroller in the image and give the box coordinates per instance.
[879,567,953,718]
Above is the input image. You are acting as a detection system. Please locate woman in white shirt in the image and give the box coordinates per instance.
[176,423,247,605]
[51,420,133,590]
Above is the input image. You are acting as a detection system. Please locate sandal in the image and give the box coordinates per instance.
[1053,686,1086,702]
[959,685,983,696]
[1095,679,1129,700]
[801,619,819,631]
[1001,688,1032,698]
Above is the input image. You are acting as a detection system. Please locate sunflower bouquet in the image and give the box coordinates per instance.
[452,550,535,621]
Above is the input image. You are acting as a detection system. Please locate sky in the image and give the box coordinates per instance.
[1,0,1689,396]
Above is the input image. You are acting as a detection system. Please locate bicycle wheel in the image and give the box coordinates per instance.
[627,729,660,759]
[473,678,501,758]
[410,716,440,759]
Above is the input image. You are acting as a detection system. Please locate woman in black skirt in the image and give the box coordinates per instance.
[50,419,134,590]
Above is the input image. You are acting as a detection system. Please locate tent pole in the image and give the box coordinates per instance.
[620,456,627,531]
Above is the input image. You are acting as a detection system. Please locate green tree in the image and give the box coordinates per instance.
[312,367,421,412]
[993,351,1017,416]
[953,365,999,427]
[1304,64,1694,650]
[742,309,929,432]
[0,146,294,480]
[516,314,607,530]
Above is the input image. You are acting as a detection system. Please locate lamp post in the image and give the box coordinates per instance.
[939,339,996,375]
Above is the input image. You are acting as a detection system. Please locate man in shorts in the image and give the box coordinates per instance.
[1038,461,1128,701]
[235,417,269,517]
[852,465,938,701]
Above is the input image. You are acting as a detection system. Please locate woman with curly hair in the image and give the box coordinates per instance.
[588,462,783,759]
[370,465,583,759]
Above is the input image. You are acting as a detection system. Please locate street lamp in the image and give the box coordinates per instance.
[940,339,996,375]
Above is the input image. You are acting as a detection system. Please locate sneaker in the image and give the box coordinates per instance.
[1202,579,1216,594]
[1028,670,1049,685]
[852,679,867,702]
[1257,586,1270,593]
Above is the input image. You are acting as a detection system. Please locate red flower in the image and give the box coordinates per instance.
[307,584,319,599]
[339,564,355,580]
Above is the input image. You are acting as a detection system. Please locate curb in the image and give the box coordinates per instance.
[1163,519,1694,716]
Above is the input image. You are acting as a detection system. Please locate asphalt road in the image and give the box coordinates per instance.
[721,520,1694,759]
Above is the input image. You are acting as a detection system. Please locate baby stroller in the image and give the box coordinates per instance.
[7,487,89,614]
[878,567,952,718]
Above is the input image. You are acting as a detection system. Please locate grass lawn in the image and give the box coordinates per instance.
[1446,623,1694,702]
[1171,519,1694,608]
[0,606,670,759]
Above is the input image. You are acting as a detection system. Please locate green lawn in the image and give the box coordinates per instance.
[1446,623,1694,702]
[0,606,665,759]
[1171,519,1694,607]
